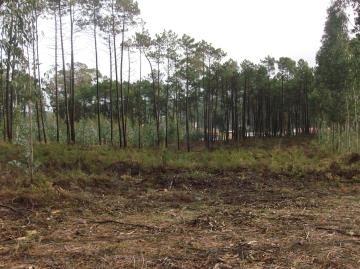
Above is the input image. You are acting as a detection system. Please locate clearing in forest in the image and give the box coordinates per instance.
[0,139,359,268]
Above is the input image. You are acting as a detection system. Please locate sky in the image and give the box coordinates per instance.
[38,0,334,78]
[139,0,333,65]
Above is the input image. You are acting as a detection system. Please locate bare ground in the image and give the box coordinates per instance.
[0,167,359,268]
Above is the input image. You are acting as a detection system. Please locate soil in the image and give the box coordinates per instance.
[0,167,359,268]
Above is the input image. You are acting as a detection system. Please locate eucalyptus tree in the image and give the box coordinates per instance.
[46,0,60,142]
[316,1,350,131]
[0,17,4,141]
[349,38,360,150]
[58,0,70,143]
[1,0,34,142]
[69,0,76,143]
[33,0,48,144]
[1,1,16,142]
[339,0,360,34]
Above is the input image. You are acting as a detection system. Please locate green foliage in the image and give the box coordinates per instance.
[316,2,350,123]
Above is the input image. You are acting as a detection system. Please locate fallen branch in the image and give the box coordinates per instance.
[316,227,360,238]
[90,219,161,231]
[0,204,23,215]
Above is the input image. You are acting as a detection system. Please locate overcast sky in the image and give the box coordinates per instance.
[39,0,334,78]
[139,0,333,65]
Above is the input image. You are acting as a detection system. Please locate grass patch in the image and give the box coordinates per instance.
[0,137,358,185]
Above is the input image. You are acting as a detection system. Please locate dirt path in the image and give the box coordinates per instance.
[1,170,359,268]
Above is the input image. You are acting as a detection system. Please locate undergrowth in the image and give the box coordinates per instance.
[0,137,358,188]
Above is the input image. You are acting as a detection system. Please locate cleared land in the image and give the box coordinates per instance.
[0,139,359,268]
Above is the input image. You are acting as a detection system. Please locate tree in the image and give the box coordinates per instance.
[316,2,350,125]
[58,0,70,144]
[277,57,296,136]
[115,0,140,148]
[78,0,103,145]
[179,34,197,152]
[163,30,178,148]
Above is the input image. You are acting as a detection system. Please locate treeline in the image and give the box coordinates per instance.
[0,0,359,151]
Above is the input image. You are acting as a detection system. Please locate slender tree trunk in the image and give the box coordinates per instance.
[185,52,190,152]
[111,1,122,147]
[0,19,4,141]
[202,56,207,148]
[280,76,284,136]
[125,44,131,141]
[4,11,14,142]
[108,35,113,145]
[35,10,47,144]
[26,46,34,184]
[145,53,159,147]
[31,17,42,143]
[304,76,310,135]
[156,58,161,147]
[206,58,211,148]
[120,18,126,147]
[35,101,41,142]
[59,2,70,143]
[242,77,247,139]
[69,3,75,143]
[54,12,59,142]
[165,56,170,148]
[94,7,101,145]
[176,81,180,151]
[138,48,142,149]
[352,85,359,152]
[9,51,15,142]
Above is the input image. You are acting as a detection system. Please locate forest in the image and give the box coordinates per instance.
[0,0,360,268]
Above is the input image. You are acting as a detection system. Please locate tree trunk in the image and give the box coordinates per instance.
[69,3,75,143]
[35,10,47,144]
[108,35,113,145]
[94,7,101,145]
[125,44,131,141]
[138,48,142,149]
[26,46,34,183]
[4,10,14,142]
[54,11,59,142]
[120,18,126,147]
[145,53,159,147]
[165,56,170,148]
[185,52,190,152]
[59,1,70,144]
[242,77,247,139]
[111,0,122,147]
[280,76,284,136]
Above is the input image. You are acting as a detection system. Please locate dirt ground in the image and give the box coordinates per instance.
[1,166,360,269]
